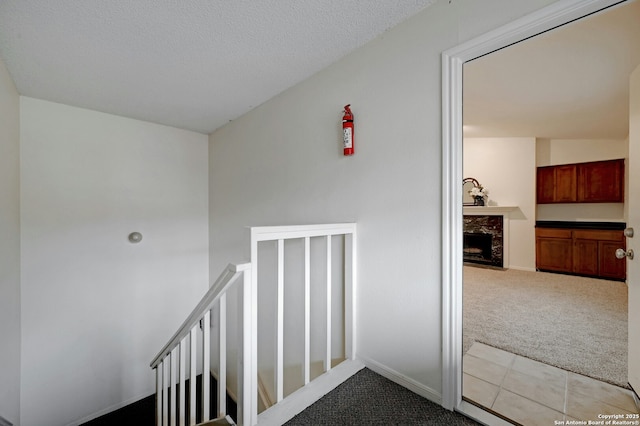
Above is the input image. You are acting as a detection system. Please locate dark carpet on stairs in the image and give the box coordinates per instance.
[284,368,479,425]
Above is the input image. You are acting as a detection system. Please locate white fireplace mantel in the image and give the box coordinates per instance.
[463,206,518,216]
[463,206,518,268]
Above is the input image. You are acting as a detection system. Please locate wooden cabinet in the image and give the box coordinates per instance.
[537,165,576,203]
[537,159,624,204]
[535,228,573,272]
[555,165,578,202]
[577,160,624,202]
[536,167,557,204]
[535,226,626,280]
[572,237,598,276]
[599,240,627,279]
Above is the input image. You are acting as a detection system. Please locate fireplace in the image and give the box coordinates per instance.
[463,233,493,265]
[463,214,504,267]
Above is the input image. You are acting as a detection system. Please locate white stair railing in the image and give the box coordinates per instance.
[150,223,356,426]
[249,223,357,408]
[150,263,256,426]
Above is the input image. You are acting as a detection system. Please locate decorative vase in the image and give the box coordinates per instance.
[474,196,485,206]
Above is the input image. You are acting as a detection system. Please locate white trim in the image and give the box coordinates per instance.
[248,223,356,242]
[359,355,442,406]
[441,0,625,414]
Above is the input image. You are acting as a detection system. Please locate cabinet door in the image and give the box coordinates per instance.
[573,239,598,276]
[577,159,624,202]
[536,237,573,272]
[555,165,577,202]
[536,165,577,203]
[537,167,556,204]
[599,240,626,280]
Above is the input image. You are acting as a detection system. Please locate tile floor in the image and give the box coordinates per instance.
[463,342,640,426]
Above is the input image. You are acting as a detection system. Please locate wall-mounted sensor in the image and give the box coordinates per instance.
[128,232,143,243]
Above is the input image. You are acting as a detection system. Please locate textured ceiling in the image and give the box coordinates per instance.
[464,0,640,140]
[0,0,436,134]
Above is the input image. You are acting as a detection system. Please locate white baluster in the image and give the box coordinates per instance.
[170,347,177,426]
[249,267,258,425]
[326,235,332,372]
[202,310,211,421]
[218,294,227,417]
[156,364,162,426]
[345,232,356,359]
[163,359,168,426]
[189,327,197,426]
[304,236,311,385]
[237,274,246,426]
[276,239,284,402]
[179,337,187,426]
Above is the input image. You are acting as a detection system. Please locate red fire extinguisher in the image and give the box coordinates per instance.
[342,104,354,156]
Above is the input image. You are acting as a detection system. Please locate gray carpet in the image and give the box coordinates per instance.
[463,266,628,388]
[284,368,479,425]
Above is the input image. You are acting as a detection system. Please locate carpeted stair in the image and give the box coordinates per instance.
[284,368,479,425]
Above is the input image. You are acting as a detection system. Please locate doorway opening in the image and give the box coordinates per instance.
[442,0,639,424]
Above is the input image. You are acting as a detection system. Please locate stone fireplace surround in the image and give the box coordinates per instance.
[464,215,503,267]
[463,206,516,269]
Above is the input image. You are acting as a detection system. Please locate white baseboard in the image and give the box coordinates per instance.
[631,386,640,410]
[508,266,536,272]
[358,355,442,406]
[66,391,153,426]
[257,359,365,426]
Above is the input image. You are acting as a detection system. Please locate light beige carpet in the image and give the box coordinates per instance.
[463,266,628,388]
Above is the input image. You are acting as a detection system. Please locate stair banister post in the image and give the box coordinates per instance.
[237,265,257,426]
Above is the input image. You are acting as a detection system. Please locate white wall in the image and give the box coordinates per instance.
[20,98,209,426]
[536,138,628,166]
[209,0,557,401]
[464,137,537,270]
[0,58,21,426]
[536,138,628,222]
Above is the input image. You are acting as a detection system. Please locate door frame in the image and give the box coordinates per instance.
[441,0,626,416]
